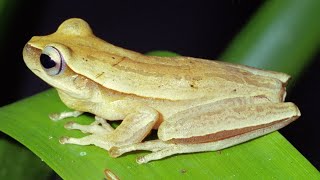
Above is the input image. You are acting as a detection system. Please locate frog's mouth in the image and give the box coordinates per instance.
[23,43,43,76]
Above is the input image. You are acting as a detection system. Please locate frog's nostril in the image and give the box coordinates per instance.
[40,54,56,69]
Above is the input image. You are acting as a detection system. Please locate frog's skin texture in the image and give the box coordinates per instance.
[23,18,300,164]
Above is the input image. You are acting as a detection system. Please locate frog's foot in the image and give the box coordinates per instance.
[49,111,83,121]
[109,140,174,157]
[109,140,218,164]
[59,135,112,151]
[64,116,114,135]
[133,144,209,164]
[109,140,182,164]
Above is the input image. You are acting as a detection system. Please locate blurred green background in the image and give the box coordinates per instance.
[0,0,319,179]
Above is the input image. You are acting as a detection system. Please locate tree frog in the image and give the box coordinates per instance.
[22,18,300,164]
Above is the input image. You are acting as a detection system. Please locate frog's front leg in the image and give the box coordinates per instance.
[64,116,114,135]
[110,97,300,164]
[60,106,159,151]
[49,110,83,121]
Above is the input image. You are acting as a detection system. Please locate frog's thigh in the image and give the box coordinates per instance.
[158,99,300,144]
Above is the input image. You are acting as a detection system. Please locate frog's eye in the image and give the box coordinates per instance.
[40,46,66,76]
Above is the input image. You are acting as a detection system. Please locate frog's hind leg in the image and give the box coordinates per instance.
[110,97,300,164]
[111,113,297,164]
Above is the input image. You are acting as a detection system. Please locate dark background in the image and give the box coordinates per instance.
[1,1,319,171]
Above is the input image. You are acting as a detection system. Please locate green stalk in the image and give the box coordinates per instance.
[221,0,320,81]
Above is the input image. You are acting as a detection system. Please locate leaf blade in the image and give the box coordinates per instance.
[0,80,318,180]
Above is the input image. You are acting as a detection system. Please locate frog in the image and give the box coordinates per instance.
[22,18,300,164]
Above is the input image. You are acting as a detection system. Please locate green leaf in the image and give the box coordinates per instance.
[0,138,52,179]
[145,51,180,57]
[0,89,318,180]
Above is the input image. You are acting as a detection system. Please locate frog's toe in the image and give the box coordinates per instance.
[136,156,147,164]
[64,121,76,129]
[49,113,61,121]
[109,146,122,158]
[49,111,83,121]
[59,136,70,144]
[64,121,111,135]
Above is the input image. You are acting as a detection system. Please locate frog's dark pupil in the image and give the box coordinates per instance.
[40,54,56,69]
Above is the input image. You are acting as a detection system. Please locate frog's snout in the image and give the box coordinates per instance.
[23,43,41,65]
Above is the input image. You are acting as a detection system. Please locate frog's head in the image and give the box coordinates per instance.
[22,18,99,99]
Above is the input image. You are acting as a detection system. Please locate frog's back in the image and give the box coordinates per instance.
[67,43,288,102]
[56,18,290,102]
